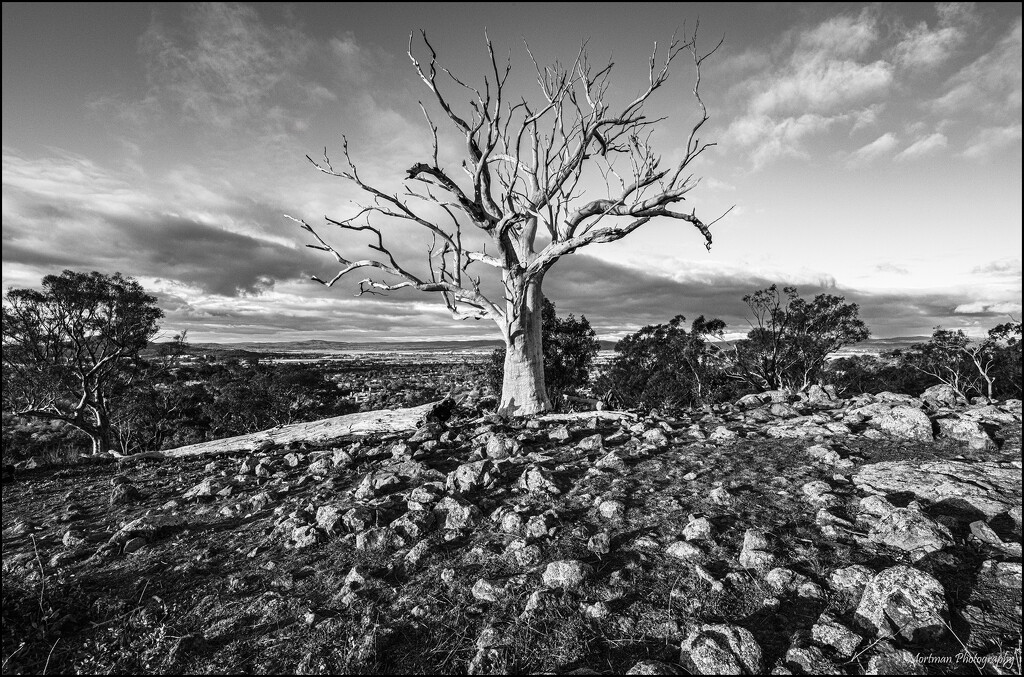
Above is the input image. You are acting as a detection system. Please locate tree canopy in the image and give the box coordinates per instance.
[732,285,869,391]
[1,270,163,454]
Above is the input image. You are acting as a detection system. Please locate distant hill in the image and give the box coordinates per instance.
[832,336,929,357]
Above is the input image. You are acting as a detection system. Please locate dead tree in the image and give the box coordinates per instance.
[290,29,727,415]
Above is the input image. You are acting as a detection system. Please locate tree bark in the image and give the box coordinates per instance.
[89,403,113,456]
[498,278,551,416]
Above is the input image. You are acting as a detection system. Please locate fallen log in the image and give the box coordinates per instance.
[113,400,446,463]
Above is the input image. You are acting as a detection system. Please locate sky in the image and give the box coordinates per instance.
[2,2,1021,343]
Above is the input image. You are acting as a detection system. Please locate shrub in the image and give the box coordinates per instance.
[595,315,734,412]
[823,353,938,397]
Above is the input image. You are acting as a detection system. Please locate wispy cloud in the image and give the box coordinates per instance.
[895,132,948,161]
[933,17,1022,118]
[139,4,312,129]
[891,2,975,70]
[724,9,899,168]
[847,132,899,167]
[962,124,1022,159]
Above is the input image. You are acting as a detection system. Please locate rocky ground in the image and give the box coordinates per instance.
[2,385,1021,675]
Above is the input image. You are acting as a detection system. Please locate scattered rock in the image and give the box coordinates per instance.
[811,612,862,658]
[587,532,611,556]
[783,645,842,675]
[682,516,713,541]
[867,508,954,560]
[854,566,949,643]
[471,578,506,602]
[829,565,874,603]
[182,479,217,501]
[597,499,626,520]
[433,496,481,530]
[518,466,561,495]
[542,560,592,589]
[666,540,707,563]
[625,660,685,675]
[679,623,764,675]
[739,528,776,571]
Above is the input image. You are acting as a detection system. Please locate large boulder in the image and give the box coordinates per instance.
[854,566,948,643]
[935,417,996,450]
[920,384,964,408]
[854,460,1022,518]
[872,405,933,441]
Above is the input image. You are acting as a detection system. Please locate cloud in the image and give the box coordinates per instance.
[726,9,895,167]
[971,258,1022,276]
[962,124,1022,159]
[139,4,313,129]
[953,301,1023,315]
[892,2,975,70]
[2,148,324,297]
[846,132,899,167]
[895,132,948,161]
[933,18,1022,118]
[875,263,910,274]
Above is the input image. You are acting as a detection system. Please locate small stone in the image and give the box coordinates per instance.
[547,425,571,442]
[182,479,216,500]
[828,565,873,602]
[784,646,842,675]
[433,496,481,530]
[642,428,670,448]
[625,660,685,675]
[811,612,862,658]
[587,532,611,556]
[471,578,506,602]
[122,537,147,554]
[666,540,707,563]
[739,528,776,571]
[683,517,713,541]
[709,486,732,505]
[542,560,592,589]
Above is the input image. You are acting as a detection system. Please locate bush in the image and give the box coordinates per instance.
[594,315,735,412]
[823,353,938,397]
[486,298,599,406]
[898,322,1022,401]
[732,285,869,391]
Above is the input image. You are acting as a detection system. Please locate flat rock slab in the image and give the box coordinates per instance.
[853,461,1022,518]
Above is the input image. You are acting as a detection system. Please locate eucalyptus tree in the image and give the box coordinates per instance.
[2,271,163,455]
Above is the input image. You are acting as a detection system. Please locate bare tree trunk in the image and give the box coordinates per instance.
[498,279,551,416]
